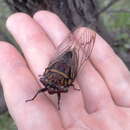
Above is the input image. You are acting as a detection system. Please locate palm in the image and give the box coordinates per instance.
[0,11,130,130]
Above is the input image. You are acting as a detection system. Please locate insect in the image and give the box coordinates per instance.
[26,28,96,110]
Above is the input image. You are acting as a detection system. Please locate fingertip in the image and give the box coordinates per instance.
[33,10,70,46]
[6,12,32,31]
[34,10,60,21]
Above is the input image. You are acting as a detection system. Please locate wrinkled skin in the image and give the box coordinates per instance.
[0,11,130,130]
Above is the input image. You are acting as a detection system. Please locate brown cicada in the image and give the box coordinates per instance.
[26,28,96,110]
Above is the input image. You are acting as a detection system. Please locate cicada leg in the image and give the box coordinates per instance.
[25,88,48,102]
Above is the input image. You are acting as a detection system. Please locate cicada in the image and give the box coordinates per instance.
[26,28,96,110]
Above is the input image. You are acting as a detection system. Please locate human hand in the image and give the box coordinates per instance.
[0,11,130,130]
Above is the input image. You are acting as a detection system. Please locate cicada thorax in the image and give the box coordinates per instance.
[42,49,78,94]
[50,49,78,80]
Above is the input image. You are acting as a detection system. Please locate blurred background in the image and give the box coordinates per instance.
[0,0,129,129]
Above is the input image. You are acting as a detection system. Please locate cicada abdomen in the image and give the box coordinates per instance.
[26,27,96,110]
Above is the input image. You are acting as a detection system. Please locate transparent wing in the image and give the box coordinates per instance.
[55,32,75,57]
[49,32,75,66]
[73,28,96,73]
[49,28,96,75]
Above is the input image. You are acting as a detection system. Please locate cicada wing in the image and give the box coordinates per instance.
[48,32,76,66]
[69,48,79,79]
[55,32,75,57]
[48,28,96,78]
[73,28,96,73]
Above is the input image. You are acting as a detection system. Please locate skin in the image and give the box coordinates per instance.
[0,11,130,130]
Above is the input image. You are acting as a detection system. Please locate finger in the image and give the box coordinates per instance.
[6,13,55,77]
[33,11,90,127]
[90,34,130,107]
[0,42,63,130]
[34,11,114,113]
[6,13,59,107]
